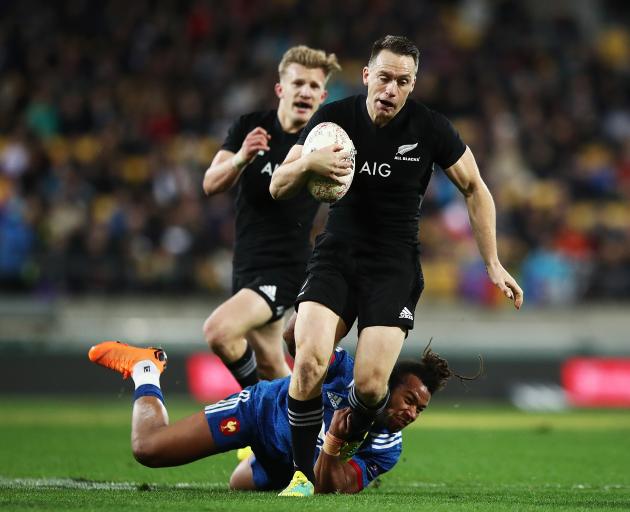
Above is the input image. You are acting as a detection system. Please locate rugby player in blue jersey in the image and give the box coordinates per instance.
[88,339,457,494]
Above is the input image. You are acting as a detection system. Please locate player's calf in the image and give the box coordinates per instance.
[89,341,171,465]
[352,372,389,406]
[254,354,290,381]
[202,316,240,356]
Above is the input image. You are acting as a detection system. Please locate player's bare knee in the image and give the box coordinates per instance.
[203,316,231,352]
[202,316,215,345]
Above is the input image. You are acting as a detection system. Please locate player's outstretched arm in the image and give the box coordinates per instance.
[314,408,363,494]
[203,127,270,195]
[443,147,524,309]
[270,144,352,199]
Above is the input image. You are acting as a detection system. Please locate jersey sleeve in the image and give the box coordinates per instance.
[430,110,466,169]
[349,431,402,490]
[220,115,248,153]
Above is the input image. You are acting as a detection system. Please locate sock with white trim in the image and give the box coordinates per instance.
[288,394,323,483]
[347,384,390,439]
[131,360,164,404]
[226,344,259,388]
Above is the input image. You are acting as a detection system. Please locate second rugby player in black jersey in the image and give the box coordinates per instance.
[270,36,523,494]
[202,46,340,389]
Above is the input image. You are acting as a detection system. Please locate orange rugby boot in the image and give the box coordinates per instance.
[88,341,167,379]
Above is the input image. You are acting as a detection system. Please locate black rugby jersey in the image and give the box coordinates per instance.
[297,95,466,249]
[222,110,319,272]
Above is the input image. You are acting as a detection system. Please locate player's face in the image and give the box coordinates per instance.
[275,63,328,130]
[362,50,416,127]
[379,374,430,432]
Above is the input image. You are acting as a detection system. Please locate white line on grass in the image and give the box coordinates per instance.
[402,481,630,491]
[2,477,628,493]
[0,477,226,491]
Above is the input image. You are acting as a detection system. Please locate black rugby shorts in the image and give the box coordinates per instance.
[296,233,424,333]
[233,264,305,322]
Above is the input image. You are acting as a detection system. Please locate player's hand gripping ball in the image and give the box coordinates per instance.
[302,122,355,203]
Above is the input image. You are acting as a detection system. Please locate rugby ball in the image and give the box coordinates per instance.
[302,122,355,203]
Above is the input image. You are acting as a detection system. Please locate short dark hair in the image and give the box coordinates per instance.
[369,35,420,71]
[389,343,481,395]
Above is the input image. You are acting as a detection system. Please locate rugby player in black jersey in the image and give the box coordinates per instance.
[270,35,523,495]
[202,46,340,389]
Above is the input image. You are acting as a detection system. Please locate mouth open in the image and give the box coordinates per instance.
[293,101,312,112]
[377,98,395,110]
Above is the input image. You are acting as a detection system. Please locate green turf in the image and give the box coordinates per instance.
[0,396,629,511]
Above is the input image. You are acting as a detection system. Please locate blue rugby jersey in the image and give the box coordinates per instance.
[246,347,402,490]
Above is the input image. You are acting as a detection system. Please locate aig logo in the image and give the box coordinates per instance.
[358,161,391,177]
[260,162,279,176]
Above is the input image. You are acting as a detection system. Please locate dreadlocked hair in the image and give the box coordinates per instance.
[388,339,483,395]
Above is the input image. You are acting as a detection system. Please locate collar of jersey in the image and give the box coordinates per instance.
[273,109,301,138]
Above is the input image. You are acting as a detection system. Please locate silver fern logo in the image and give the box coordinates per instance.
[394,142,421,162]
[396,142,418,156]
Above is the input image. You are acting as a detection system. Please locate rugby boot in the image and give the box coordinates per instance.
[88,341,167,379]
[339,430,369,461]
[278,470,314,497]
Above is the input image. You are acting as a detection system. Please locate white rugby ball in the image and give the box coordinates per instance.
[302,122,355,203]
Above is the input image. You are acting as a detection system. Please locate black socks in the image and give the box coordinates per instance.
[226,345,259,388]
[287,395,323,482]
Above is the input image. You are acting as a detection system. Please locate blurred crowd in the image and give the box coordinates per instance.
[1,0,629,306]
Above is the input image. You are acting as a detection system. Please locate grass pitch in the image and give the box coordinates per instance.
[0,396,628,511]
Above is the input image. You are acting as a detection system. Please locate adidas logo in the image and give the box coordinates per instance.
[399,307,414,320]
[258,285,277,302]
[396,142,418,156]
[327,391,344,409]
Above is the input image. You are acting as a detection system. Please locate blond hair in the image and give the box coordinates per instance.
[278,45,341,83]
